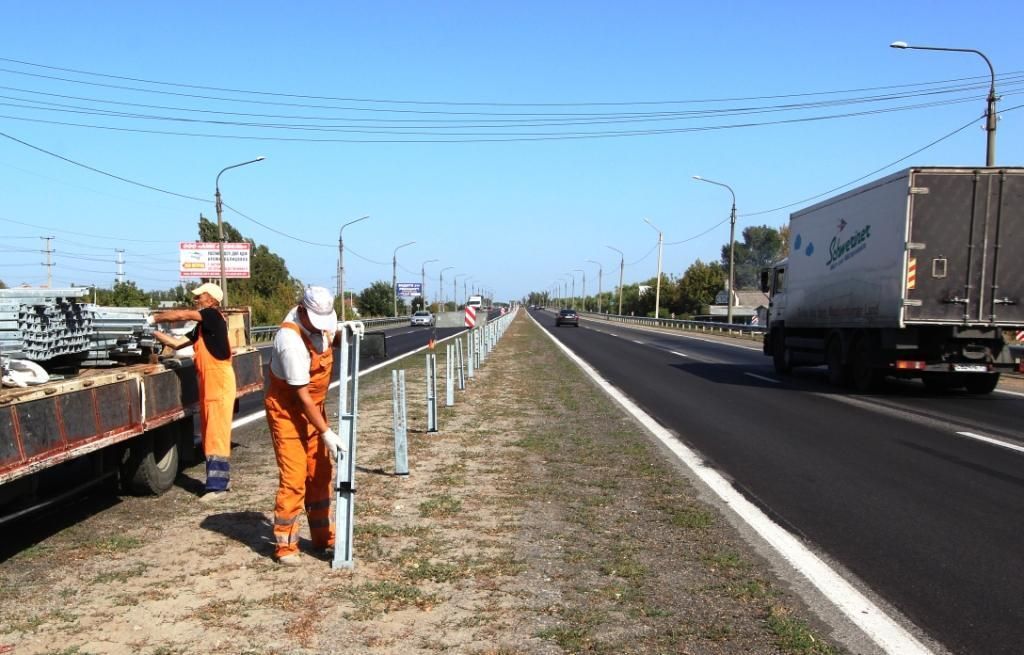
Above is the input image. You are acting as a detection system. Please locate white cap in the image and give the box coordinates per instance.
[302,286,337,331]
[191,282,224,303]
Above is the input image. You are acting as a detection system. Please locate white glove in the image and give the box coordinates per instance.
[146,314,156,326]
[321,428,346,461]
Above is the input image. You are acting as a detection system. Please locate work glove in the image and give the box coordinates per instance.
[146,314,156,326]
[321,428,346,461]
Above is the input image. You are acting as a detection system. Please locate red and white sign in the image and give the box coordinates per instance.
[464,306,477,327]
[179,242,251,279]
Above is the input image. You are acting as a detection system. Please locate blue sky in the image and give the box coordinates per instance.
[1,1,1021,305]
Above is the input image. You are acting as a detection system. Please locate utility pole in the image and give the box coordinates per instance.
[40,236,54,288]
[115,249,126,285]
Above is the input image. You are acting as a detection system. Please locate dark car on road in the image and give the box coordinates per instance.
[555,308,579,327]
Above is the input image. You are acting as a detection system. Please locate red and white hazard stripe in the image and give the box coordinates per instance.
[464,306,477,328]
[906,257,917,290]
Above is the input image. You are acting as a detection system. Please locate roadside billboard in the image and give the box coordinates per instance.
[396,282,422,299]
[179,242,251,279]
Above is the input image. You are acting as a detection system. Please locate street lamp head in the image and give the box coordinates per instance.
[255,155,266,161]
[691,175,704,180]
[890,41,909,49]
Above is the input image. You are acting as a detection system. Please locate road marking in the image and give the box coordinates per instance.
[955,431,1024,455]
[529,313,934,655]
[744,373,780,384]
[633,340,644,345]
[670,351,688,357]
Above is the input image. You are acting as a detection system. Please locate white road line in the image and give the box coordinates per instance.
[955,431,1024,455]
[633,340,645,345]
[744,372,780,384]
[670,351,688,357]
[531,314,934,655]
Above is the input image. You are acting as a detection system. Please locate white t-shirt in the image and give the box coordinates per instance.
[269,307,332,386]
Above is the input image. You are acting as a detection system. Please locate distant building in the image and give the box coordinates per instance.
[698,288,769,324]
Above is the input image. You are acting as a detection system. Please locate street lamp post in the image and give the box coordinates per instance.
[587,259,603,313]
[392,241,415,317]
[214,156,265,306]
[606,246,625,316]
[572,269,585,311]
[643,219,664,320]
[890,41,998,166]
[338,215,370,318]
[439,266,454,309]
[693,176,737,324]
[420,259,439,311]
[454,273,468,308]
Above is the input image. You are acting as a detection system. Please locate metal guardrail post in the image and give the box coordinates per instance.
[392,369,409,476]
[332,322,363,570]
[445,345,455,407]
[466,333,475,379]
[426,352,438,433]
[456,337,466,390]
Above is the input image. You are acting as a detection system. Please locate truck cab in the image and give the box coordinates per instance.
[760,259,787,357]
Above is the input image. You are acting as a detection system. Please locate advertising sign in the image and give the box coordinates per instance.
[179,242,251,279]
[396,282,422,299]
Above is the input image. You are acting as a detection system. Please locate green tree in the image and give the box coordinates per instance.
[720,225,784,289]
[673,259,725,316]
[196,214,301,324]
[96,280,150,307]
[358,281,394,317]
[0,279,7,289]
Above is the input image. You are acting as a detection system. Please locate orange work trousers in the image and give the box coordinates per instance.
[194,328,235,492]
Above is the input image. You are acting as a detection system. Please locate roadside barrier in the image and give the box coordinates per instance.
[579,311,765,340]
[426,352,438,433]
[251,316,411,344]
[332,322,363,570]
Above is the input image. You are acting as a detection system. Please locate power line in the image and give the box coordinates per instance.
[1,54,1019,109]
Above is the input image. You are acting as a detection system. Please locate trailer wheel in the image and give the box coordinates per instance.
[850,338,883,393]
[120,425,180,496]
[772,332,791,374]
[963,373,1000,394]
[826,337,849,387]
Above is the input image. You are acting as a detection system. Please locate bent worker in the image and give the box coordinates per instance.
[151,282,236,501]
[264,286,345,566]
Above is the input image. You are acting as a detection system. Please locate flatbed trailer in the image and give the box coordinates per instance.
[0,348,263,523]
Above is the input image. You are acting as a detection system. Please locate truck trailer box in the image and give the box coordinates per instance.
[784,167,1024,330]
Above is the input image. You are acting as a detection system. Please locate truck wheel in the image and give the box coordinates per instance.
[772,333,791,374]
[963,373,1000,394]
[120,425,180,496]
[850,339,883,393]
[826,337,849,387]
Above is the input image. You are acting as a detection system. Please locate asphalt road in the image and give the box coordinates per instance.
[530,308,1024,655]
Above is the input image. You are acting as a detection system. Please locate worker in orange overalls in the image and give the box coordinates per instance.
[151,282,236,501]
[264,286,345,566]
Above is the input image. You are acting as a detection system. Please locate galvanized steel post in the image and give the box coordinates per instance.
[466,333,475,379]
[333,322,363,570]
[456,337,466,390]
[445,345,455,407]
[392,369,409,476]
[426,352,438,432]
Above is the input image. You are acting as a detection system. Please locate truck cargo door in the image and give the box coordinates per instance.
[906,170,1024,325]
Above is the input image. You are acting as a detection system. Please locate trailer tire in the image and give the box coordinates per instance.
[772,331,791,374]
[826,337,849,387]
[850,338,883,393]
[963,373,1000,394]
[120,425,180,496]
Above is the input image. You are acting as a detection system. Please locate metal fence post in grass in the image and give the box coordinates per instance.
[392,369,409,476]
[426,352,438,432]
[466,333,475,379]
[333,322,363,570]
[445,345,455,407]
[456,337,466,390]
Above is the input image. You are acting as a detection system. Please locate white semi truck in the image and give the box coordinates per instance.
[762,167,1024,393]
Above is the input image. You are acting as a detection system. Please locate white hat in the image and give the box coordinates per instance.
[302,286,337,332]
[191,282,224,303]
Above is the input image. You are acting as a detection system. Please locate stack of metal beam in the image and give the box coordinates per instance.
[0,288,95,361]
[86,306,153,366]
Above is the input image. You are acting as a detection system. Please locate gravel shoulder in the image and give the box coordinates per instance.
[1,313,842,655]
